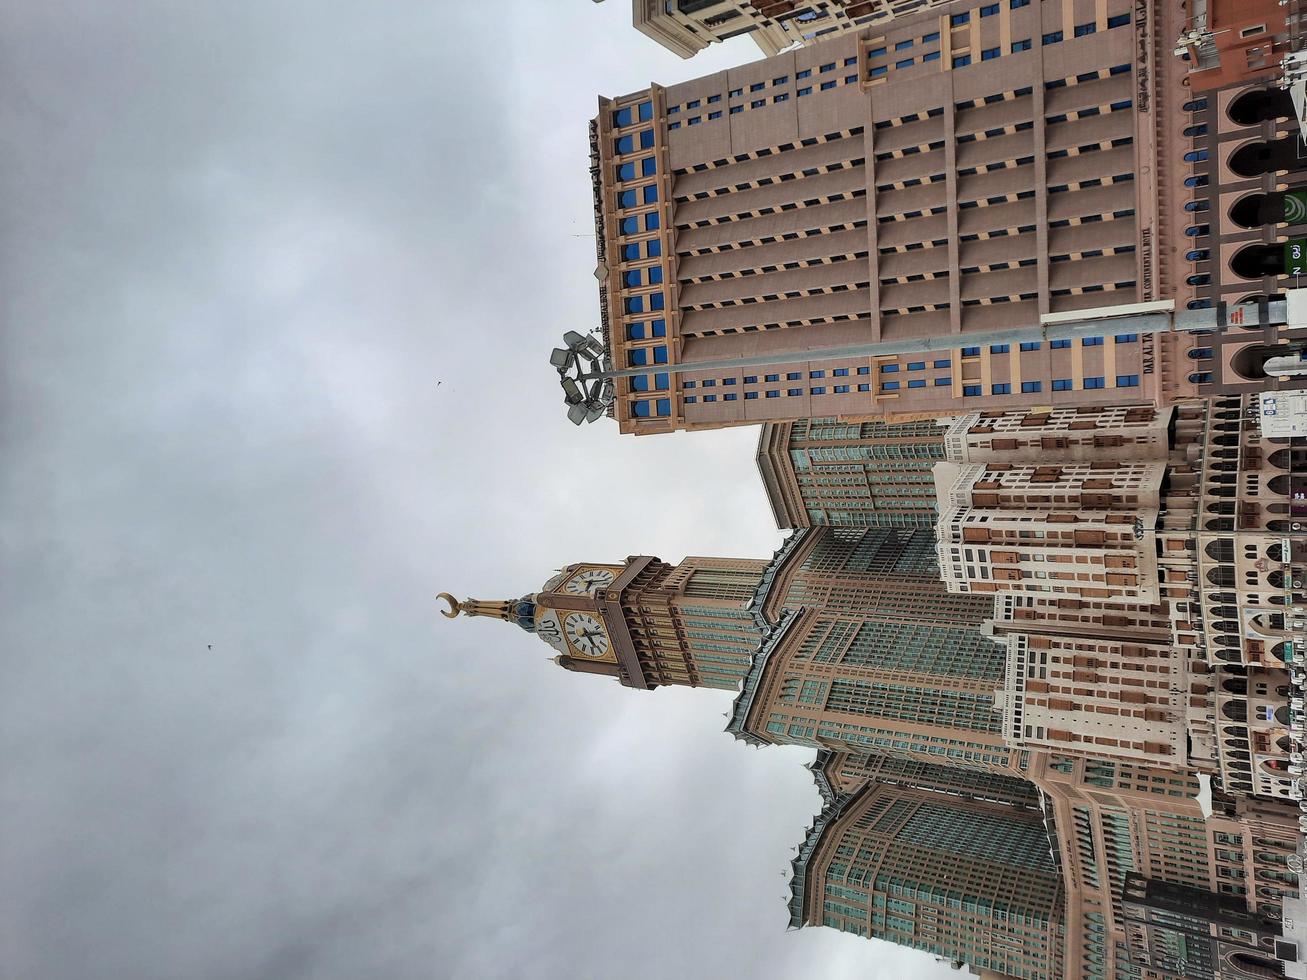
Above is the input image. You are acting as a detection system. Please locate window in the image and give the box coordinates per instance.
[953,55,971,68]
[896,59,913,69]
[633,400,650,417]
[668,121,680,130]
[643,185,658,204]
[1074,22,1096,36]
[1050,339,1071,349]
[935,377,951,386]
[765,374,779,382]
[797,68,812,79]
[775,74,790,84]
[645,213,660,231]
[833,368,848,376]
[788,388,803,396]
[743,376,757,384]
[820,62,836,73]
[745,391,758,399]
[623,269,643,287]
[640,130,654,149]
[1082,336,1103,346]
[683,395,694,403]
[751,99,766,108]
[721,377,735,385]
[809,370,825,378]
[821,80,838,90]
[950,12,970,26]
[686,117,700,126]
[638,101,653,122]
[933,358,951,368]
[963,384,982,396]
[908,379,925,388]
[707,94,721,103]
[923,51,940,62]
[654,373,669,390]
[627,323,646,340]
[648,267,663,284]
[1052,378,1072,391]
[798,87,812,97]
[650,318,666,336]
[625,297,644,315]
[923,31,940,42]
[896,39,914,50]
[686,99,700,109]
[616,162,636,181]
[620,217,638,235]
[786,372,801,381]
[906,362,924,371]
[992,383,1011,394]
[766,390,780,398]
[618,190,637,208]
[632,375,649,392]
[667,105,679,115]
[1116,374,1139,387]
[703,394,716,402]
[1115,333,1138,343]
[655,399,670,417]
[869,67,887,78]
[729,88,742,98]
[811,386,826,395]
[613,106,632,127]
[981,47,1000,60]
[724,393,737,401]
[774,94,788,103]
[641,158,656,177]
[1012,38,1031,51]
[1021,381,1042,393]
[990,344,1009,354]
[1019,342,1040,351]
[980,3,998,15]
[856,366,871,375]
[708,111,722,119]
[1043,30,1063,44]
[882,380,900,391]
[881,364,899,373]
[962,346,981,357]
[1107,13,1129,28]
[835,384,850,393]
[649,294,665,312]
[857,383,871,392]
[1083,376,1105,389]
[749,83,764,93]
[729,105,742,115]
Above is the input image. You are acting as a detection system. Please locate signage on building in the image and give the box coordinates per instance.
[1287,239,1307,277]
[1287,190,1307,225]
[1260,390,1307,438]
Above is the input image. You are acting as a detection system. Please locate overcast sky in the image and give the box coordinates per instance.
[0,4,957,978]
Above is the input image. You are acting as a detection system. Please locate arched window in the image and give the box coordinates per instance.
[1184,199,1210,212]
[1185,173,1210,188]
[1228,87,1294,125]
[1190,372,1213,384]
[1184,149,1209,163]
[1185,224,1210,237]
[1230,243,1284,279]
[1189,347,1213,360]
[1187,298,1213,310]
[1186,248,1210,261]
[1184,124,1208,137]
[1187,273,1211,286]
[1183,97,1208,113]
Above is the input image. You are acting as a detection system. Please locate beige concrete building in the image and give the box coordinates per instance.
[631,0,963,60]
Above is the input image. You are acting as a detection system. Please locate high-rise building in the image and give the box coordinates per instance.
[590,0,1307,435]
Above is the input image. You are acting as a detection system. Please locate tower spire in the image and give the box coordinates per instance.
[436,592,538,632]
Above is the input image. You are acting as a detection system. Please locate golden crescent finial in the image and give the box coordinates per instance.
[435,593,461,619]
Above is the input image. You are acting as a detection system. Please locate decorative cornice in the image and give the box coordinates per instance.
[745,527,812,630]
[725,607,803,747]
[787,785,863,930]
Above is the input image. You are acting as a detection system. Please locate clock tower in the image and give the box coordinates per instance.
[438,554,769,691]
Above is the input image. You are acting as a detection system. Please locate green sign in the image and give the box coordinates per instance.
[1286,238,1307,277]
[1286,189,1307,224]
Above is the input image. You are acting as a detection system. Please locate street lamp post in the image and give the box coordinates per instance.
[550,298,1289,425]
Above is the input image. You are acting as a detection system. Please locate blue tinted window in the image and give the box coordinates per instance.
[613,107,632,127]
[629,348,647,366]
[648,267,663,284]
[1052,379,1072,391]
[835,385,850,393]
[982,47,1000,60]
[963,384,982,396]
[1019,342,1040,351]
[652,344,668,363]
[633,400,650,417]
[1189,371,1213,384]
[744,376,757,384]
[797,68,812,79]
[896,59,913,69]
[625,297,644,314]
[992,383,1011,394]
[687,117,700,126]
[1049,339,1071,349]
[1084,376,1105,389]
[638,101,653,121]
[729,88,742,97]
[646,240,661,257]
[615,135,633,154]
[857,366,871,375]
[724,393,737,401]
[618,190,637,207]
[765,374,779,382]
[654,373,669,390]
[1074,22,1096,36]
[703,394,715,402]
[683,380,695,389]
[834,368,849,376]
[766,390,780,398]
[1107,13,1129,27]
[788,388,803,396]
[722,378,735,385]
[882,381,900,391]
[1043,31,1063,43]
[933,359,951,369]
[908,379,926,388]
[649,293,664,311]
[951,12,970,25]
[650,319,666,337]
[896,39,914,50]
[684,396,696,404]
[701,379,715,388]
[923,51,940,62]
[786,372,801,380]
[668,122,679,130]
[1011,0,1029,7]
[1082,336,1103,346]
[645,213,660,231]
[923,31,940,42]
[622,243,640,261]
[1021,381,1042,393]
[627,323,645,340]
[686,99,700,108]
[1115,333,1138,343]
[639,129,654,149]
[935,377,951,386]
[1012,38,1031,51]
[867,47,886,58]
[869,67,887,78]
[1116,374,1139,387]
[641,158,656,177]
[990,344,1009,353]
[655,399,671,417]
[881,364,899,373]
[620,217,638,234]
[980,3,998,15]
[820,62,835,72]
[962,346,980,357]
[752,99,766,107]
[643,185,658,204]
[797,87,812,97]
[953,55,971,68]
[632,375,649,392]
[811,386,826,395]
[907,362,924,371]
[617,162,636,181]
[624,269,643,287]
[810,370,825,378]
[709,111,722,119]
[708,94,720,103]
[745,391,758,399]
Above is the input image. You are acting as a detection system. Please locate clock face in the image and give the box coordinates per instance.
[533,608,567,653]
[565,613,610,658]
[564,568,616,595]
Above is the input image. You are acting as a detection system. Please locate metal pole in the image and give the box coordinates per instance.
[575,300,1285,383]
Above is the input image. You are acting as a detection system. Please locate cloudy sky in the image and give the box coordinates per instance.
[0,3,955,978]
